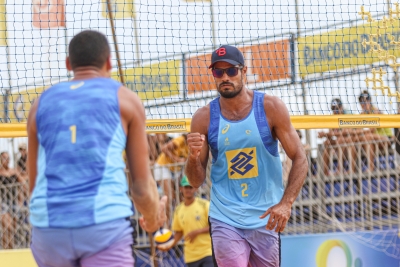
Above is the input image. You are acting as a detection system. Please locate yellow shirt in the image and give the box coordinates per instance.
[172,198,212,263]
[376,127,393,137]
[156,135,188,171]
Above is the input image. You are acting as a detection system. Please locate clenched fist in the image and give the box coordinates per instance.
[187,132,205,159]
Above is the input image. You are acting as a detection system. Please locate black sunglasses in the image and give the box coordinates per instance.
[212,66,243,78]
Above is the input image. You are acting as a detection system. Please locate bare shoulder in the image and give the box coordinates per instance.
[191,104,210,135]
[117,86,146,135]
[27,96,41,130]
[263,94,287,111]
[118,86,145,119]
[118,86,142,108]
[263,94,290,127]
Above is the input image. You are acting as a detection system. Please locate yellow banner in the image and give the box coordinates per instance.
[8,86,46,122]
[102,0,135,19]
[3,115,400,138]
[115,60,180,100]
[0,0,7,46]
[298,20,400,77]
[146,120,189,133]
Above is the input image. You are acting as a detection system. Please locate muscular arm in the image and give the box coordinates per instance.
[260,96,308,232]
[184,106,210,189]
[27,98,40,195]
[119,87,163,232]
[271,98,308,206]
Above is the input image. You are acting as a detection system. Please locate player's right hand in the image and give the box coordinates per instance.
[157,243,173,252]
[187,132,205,159]
[139,196,168,233]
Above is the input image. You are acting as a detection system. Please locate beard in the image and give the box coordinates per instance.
[217,81,243,99]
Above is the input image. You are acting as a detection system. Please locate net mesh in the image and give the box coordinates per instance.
[1,1,400,121]
[0,0,400,264]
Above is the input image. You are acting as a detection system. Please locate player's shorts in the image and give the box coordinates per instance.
[209,217,280,267]
[31,217,135,267]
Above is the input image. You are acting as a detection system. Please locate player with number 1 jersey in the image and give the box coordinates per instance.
[27,30,166,267]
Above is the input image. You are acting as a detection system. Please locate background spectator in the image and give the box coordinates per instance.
[16,143,28,180]
[158,176,213,267]
[148,133,172,166]
[318,99,357,175]
[154,134,188,224]
[0,151,22,249]
[358,90,392,171]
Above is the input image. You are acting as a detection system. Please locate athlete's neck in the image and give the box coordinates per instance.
[184,197,195,206]
[72,67,110,81]
[219,88,253,120]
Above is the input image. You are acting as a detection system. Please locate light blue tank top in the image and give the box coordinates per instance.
[208,91,283,229]
[30,78,133,228]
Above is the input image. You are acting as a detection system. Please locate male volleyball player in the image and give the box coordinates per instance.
[185,45,308,267]
[27,30,166,267]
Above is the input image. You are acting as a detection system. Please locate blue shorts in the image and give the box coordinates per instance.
[31,217,135,267]
[209,217,280,267]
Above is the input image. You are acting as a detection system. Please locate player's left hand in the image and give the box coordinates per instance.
[184,230,199,243]
[259,201,292,233]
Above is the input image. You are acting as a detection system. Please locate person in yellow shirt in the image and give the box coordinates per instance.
[158,176,213,267]
[358,91,393,171]
[154,134,188,223]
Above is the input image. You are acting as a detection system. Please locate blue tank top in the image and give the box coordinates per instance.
[208,91,283,229]
[30,78,133,228]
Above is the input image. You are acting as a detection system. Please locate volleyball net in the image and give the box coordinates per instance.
[0,1,399,127]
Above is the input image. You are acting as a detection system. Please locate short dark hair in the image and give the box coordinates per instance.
[331,98,343,108]
[68,30,110,69]
[358,90,371,102]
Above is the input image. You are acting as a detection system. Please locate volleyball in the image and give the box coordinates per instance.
[154,228,175,249]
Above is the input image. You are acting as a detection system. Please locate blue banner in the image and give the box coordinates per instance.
[281,231,399,267]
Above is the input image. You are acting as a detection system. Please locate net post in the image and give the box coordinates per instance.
[106,0,125,85]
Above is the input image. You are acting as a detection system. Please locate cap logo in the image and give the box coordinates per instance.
[216,48,226,56]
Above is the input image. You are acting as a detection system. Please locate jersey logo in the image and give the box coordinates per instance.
[225,147,258,179]
[225,137,230,146]
[70,81,84,90]
[245,130,251,135]
[221,124,230,134]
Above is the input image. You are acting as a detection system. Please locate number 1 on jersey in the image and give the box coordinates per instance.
[241,183,248,197]
[69,125,76,144]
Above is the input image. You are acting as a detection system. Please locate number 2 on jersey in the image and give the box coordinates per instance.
[241,183,248,197]
[69,125,76,144]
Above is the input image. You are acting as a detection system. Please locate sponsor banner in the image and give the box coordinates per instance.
[185,39,290,94]
[116,60,180,100]
[0,0,7,46]
[298,20,400,76]
[146,119,190,133]
[281,230,399,267]
[338,117,380,128]
[102,0,136,19]
[8,86,46,122]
